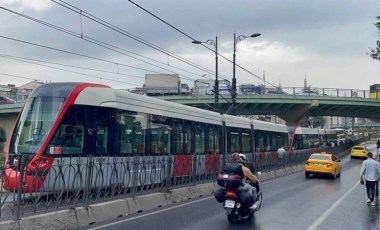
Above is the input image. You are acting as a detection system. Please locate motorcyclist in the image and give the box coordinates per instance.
[230,152,258,210]
[239,153,260,193]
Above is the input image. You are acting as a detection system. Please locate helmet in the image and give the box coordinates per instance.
[231,152,240,161]
[239,153,247,163]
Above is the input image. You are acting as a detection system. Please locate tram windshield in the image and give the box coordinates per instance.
[10,97,64,154]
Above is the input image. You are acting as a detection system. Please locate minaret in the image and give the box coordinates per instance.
[304,75,307,89]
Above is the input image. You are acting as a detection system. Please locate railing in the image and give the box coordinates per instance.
[149,86,376,99]
[0,137,367,221]
[270,86,372,98]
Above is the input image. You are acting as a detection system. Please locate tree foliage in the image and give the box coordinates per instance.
[369,16,380,61]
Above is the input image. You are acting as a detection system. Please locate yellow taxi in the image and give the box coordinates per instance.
[350,145,368,159]
[304,152,341,179]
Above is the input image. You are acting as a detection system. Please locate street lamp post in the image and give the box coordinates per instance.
[231,32,261,115]
[192,36,219,112]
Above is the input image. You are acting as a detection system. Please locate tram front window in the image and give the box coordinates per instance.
[10,97,64,154]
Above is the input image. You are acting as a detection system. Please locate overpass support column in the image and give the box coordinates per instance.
[278,100,319,150]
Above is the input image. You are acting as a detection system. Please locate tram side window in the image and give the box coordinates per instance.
[264,133,271,151]
[208,125,221,154]
[276,134,287,150]
[194,122,205,154]
[119,111,147,154]
[271,134,277,151]
[47,106,84,155]
[173,119,184,154]
[230,131,240,153]
[215,126,222,154]
[293,134,304,149]
[151,115,171,154]
[96,127,107,155]
[183,120,192,154]
[255,130,264,152]
[241,132,251,153]
[93,108,110,155]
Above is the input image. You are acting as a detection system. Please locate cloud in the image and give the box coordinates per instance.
[3,0,53,12]
[0,0,379,91]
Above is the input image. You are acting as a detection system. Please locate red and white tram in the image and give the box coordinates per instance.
[2,82,331,192]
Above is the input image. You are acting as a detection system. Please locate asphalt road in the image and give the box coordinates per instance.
[88,144,380,230]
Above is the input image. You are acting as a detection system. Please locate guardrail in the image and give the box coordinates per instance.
[0,137,366,221]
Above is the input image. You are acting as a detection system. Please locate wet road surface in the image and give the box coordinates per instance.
[88,144,380,230]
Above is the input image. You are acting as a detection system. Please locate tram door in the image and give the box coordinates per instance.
[83,106,111,188]
[83,107,110,156]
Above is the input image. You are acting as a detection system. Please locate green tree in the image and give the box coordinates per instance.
[369,16,380,61]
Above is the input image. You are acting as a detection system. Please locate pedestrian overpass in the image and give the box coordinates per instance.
[157,94,380,125]
[1,94,380,129]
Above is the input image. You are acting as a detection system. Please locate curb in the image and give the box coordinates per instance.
[1,209,78,230]
[76,199,129,227]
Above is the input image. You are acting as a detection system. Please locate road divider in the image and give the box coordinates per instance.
[0,162,322,229]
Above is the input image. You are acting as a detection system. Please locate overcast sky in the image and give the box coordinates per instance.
[1,0,379,91]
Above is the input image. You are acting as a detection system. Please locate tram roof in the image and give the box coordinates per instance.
[252,119,288,133]
[75,87,222,125]
[222,114,252,129]
[295,127,338,135]
[318,129,338,135]
[295,127,319,135]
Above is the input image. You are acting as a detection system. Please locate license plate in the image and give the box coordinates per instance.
[223,174,228,178]
[224,200,235,208]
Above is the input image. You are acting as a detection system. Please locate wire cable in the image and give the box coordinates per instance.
[0,35,198,86]
[52,0,220,78]
[0,6,211,83]
[126,0,273,86]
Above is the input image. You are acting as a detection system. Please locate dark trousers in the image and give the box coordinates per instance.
[375,181,379,197]
[365,180,377,202]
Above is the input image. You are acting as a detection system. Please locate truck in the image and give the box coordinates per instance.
[193,79,231,96]
[240,84,264,95]
[369,84,380,99]
[144,74,180,96]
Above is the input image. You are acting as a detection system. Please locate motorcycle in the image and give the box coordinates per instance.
[215,174,263,224]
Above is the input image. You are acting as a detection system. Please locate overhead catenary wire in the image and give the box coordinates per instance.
[0,35,202,86]
[0,53,141,87]
[126,0,277,88]
[0,6,212,83]
[0,72,41,82]
[0,53,143,80]
[51,0,223,79]
[1,2,277,89]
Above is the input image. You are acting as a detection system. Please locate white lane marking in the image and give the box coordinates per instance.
[88,196,213,230]
[308,180,360,230]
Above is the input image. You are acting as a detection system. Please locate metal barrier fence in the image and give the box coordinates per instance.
[0,137,366,221]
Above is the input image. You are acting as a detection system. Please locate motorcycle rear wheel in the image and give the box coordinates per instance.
[227,213,239,224]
